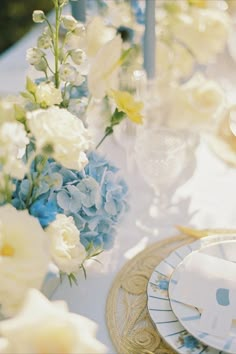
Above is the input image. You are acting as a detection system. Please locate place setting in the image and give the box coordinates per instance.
[147,234,236,354]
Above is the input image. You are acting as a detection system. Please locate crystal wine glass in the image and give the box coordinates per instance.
[134,126,193,235]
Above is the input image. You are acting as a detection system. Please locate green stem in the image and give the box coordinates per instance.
[96,127,113,149]
[54,2,61,88]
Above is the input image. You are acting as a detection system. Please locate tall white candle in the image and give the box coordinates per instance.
[70,0,86,23]
[143,0,156,79]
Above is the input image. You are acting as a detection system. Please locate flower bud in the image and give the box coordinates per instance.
[73,23,85,36]
[32,10,45,23]
[37,34,51,49]
[70,49,86,65]
[61,15,78,31]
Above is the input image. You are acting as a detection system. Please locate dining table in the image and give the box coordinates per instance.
[1,17,236,353]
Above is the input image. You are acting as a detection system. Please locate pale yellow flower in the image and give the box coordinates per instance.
[0,289,107,354]
[0,205,49,317]
[188,0,207,8]
[35,82,62,108]
[111,90,143,124]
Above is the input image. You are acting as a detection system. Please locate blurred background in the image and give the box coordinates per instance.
[0,0,53,54]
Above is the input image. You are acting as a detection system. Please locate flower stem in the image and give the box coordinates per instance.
[54,2,61,88]
[96,127,113,149]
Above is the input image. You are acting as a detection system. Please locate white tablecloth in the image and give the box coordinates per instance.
[1,26,236,353]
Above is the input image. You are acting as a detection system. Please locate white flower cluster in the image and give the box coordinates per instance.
[0,289,106,354]
[156,0,231,79]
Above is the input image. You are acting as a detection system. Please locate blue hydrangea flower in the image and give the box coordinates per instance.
[12,152,128,251]
[29,197,59,228]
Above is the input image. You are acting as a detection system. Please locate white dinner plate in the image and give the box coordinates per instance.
[169,238,236,353]
[147,234,236,354]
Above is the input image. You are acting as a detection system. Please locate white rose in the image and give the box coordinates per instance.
[27,106,92,170]
[0,205,49,317]
[156,40,194,80]
[35,82,62,108]
[171,8,231,64]
[0,289,107,354]
[167,73,226,130]
[46,214,86,274]
[88,35,122,99]
[26,48,45,66]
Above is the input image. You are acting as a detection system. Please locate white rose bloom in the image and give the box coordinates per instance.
[27,106,92,170]
[0,289,107,354]
[88,35,122,99]
[0,205,49,317]
[35,82,62,108]
[26,48,45,66]
[0,121,29,179]
[168,73,226,130]
[46,214,86,274]
[171,8,231,64]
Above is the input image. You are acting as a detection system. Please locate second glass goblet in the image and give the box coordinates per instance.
[134,127,193,235]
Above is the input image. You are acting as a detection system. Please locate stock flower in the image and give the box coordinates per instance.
[35,82,62,108]
[37,34,51,49]
[46,214,86,274]
[59,63,77,83]
[0,121,29,179]
[61,15,78,31]
[0,289,107,354]
[0,205,49,317]
[26,48,45,66]
[27,106,92,170]
[70,48,86,65]
[110,90,143,124]
[87,35,122,99]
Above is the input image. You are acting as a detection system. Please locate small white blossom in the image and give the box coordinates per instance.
[0,289,107,354]
[0,205,50,317]
[32,10,45,23]
[0,121,29,179]
[70,48,86,65]
[88,35,122,99]
[61,15,78,31]
[37,34,51,49]
[73,23,86,36]
[26,48,45,66]
[46,214,87,274]
[59,63,77,83]
[27,106,92,170]
[35,82,62,108]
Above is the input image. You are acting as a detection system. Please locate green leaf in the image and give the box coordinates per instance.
[14,104,26,123]
[26,77,37,94]
[20,91,35,103]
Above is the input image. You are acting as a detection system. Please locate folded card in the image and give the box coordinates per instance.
[171,252,236,337]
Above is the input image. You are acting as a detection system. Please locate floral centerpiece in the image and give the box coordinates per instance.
[0,0,145,319]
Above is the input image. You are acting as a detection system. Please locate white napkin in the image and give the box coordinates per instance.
[171,252,236,337]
